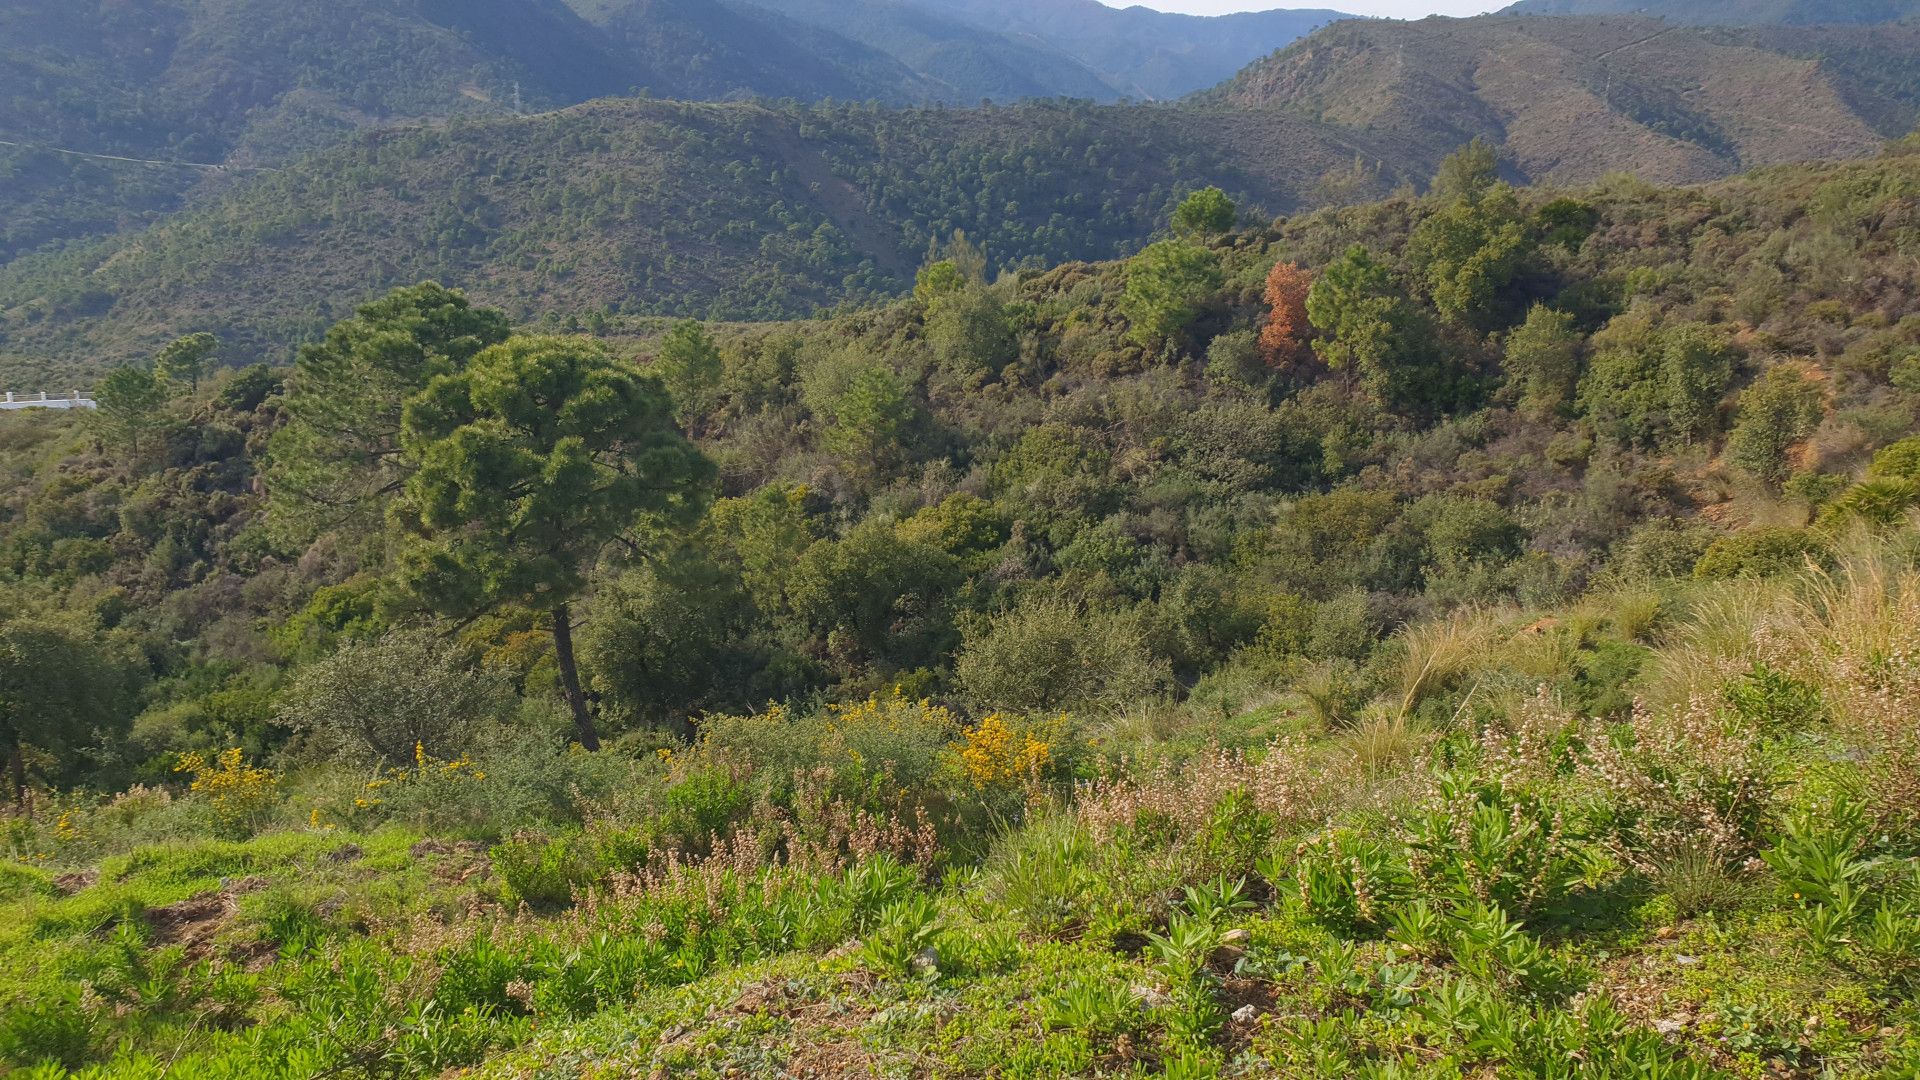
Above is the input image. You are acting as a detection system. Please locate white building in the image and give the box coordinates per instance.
[0,391,96,411]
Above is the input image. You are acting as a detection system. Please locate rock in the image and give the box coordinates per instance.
[1131,985,1172,1009]
[1654,1019,1686,1036]
[910,945,940,976]
[1674,954,1699,966]
[324,844,363,863]
[1232,1004,1259,1024]
[1220,928,1251,946]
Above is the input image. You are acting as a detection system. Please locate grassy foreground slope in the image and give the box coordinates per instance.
[3,505,1919,1080]
[0,98,1412,383]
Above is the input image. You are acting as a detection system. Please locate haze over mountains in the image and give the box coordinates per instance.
[7,1,1920,380]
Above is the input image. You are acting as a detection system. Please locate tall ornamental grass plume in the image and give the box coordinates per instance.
[1792,554,1920,830]
[1390,606,1505,724]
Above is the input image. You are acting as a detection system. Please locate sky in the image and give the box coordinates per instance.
[1100,1,1502,16]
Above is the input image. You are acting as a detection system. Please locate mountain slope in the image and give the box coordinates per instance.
[1212,15,1920,187]
[0,98,1420,381]
[705,0,1124,102]
[920,0,1354,100]
[1501,0,1920,25]
[0,0,933,265]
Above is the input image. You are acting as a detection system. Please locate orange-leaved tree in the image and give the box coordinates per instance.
[1259,261,1315,373]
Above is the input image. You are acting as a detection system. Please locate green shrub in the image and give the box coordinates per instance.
[0,987,93,1070]
[278,629,510,764]
[490,833,596,909]
[1693,527,1833,580]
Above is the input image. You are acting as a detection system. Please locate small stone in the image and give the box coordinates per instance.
[1220,928,1251,946]
[1131,985,1171,1009]
[1655,927,1677,940]
[1231,1004,1258,1024]
[1654,1019,1685,1036]
[910,945,939,976]
[1674,954,1699,966]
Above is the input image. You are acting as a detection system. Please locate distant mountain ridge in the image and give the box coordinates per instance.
[1500,0,1920,24]
[1211,14,1920,186]
[909,0,1354,100]
[0,0,1354,266]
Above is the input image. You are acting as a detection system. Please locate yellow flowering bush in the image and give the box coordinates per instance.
[175,748,278,834]
[956,713,1068,789]
[819,691,958,788]
[311,742,488,829]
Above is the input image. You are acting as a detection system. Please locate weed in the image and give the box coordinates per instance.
[1042,978,1141,1037]
[857,893,941,976]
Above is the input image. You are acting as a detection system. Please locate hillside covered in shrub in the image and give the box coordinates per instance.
[3,142,1920,1076]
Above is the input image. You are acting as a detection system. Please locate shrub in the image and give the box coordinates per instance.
[173,748,278,836]
[955,712,1064,790]
[1043,978,1142,1038]
[955,597,1169,715]
[1727,365,1825,486]
[0,987,92,1070]
[1694,527,1833,580]
[278,629,510,764]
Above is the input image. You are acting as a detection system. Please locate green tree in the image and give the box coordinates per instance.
[652,320,725,426]
[1172,186,1236,241]
[1407,184,1532,329]
[955,595,1169,714]
[1306,245,1427,406]
[1432,137,1500,203]
[154,333,218,395]
[1504,305,1582,418]
[0,611,137,804]
[786,518,965,674]
[1120,240,1222,349]
[583,550,765,731]
[392,336,714,750]
[265,283,510,551]
[1727,365,1826,486]
[926,284,1018,380]
[1662,323,1737,444]
[914,260,966,305]
[1578,314,1736,448]
[89,364,169,459]
[821,364,917,476]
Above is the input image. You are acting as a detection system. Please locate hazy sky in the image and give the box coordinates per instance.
[1103,1,1502,16]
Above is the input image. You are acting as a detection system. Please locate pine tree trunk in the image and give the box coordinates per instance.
[551,604,601,751]
[8,736,24,807]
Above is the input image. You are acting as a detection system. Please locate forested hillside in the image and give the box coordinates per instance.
[0,0,944,264]
[0,98,1416,382]
[1213,15,1920,186]
[1502,0,1920,25]
[13,9,1920,387]
[4,140,1920,1077]
[698,0,1125,103]
[0,0,1357,270]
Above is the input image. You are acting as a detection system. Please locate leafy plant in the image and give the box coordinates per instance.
[857,893,942,977]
